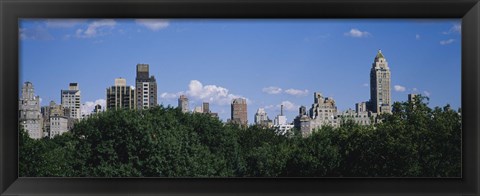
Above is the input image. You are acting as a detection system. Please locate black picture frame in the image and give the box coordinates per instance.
[1,0,479,195]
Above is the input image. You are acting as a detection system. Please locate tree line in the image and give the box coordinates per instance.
[20,96,461,177]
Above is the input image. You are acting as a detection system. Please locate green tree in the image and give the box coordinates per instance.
[19,99,461,177]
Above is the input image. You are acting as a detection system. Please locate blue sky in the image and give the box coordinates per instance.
[20,19,461,124]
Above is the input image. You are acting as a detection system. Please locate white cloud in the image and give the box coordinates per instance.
[159,80,249,106]
[412,87,418,92]
[423,91,431,97]
[262,86,282,94]
[265,101,298,112]
[45,19,86,28]
[344,28,371,38]
[186,80,248,105]
[452,24,461,33]
[160,92,184,100]
[440,39,455,45]
[416,34,421,40]
[19,27,54,40]
[135,19,170,31]
[75,19,116,38]
[284,88,309,96]
[442,23,461,34]
[362,83,369,87]
[280,101,298,111]
[394,85,406,92]
[81,99,106,116]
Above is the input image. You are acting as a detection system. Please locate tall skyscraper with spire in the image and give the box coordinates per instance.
[135,64,157,109]
[368,49,392,114]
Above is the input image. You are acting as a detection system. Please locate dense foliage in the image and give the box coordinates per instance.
[20,96,461,177]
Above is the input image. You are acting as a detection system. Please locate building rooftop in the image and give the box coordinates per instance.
[376,49,385,59]
[232,98,247,104]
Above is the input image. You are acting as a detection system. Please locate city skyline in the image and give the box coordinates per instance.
[20,19,461,123]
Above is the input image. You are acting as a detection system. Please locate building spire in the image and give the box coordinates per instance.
[376,49,384,59]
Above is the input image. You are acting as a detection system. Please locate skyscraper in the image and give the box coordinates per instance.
[293,105,311,135]
[408,93,418,103]
[273,105,294,135]
[61,83,81,119]
[106,78,136,110]
[41,100,72,138]
[254,108,269,125]
[135,64,157,109]
[309,92,337,120]
[202,102,210,113]
[274,105,287,126]
[368,50,392,114]
[19,81,44,139]
[231,98,248,126]
[94,104,103,113]
[178,95,189,113]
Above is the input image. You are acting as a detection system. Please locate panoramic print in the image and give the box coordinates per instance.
[19,19,461,177]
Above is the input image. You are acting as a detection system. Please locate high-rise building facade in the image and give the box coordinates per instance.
[273,105,294,135]
[408,93,418,103]
[274,105,287,126]
[202,102,210,113]
[178,95,189,113]
[309,92,338,121]
[19,81,44,139]
[49,116,70,138]
[293,106,311,136]
[368,50,392,114]
[135,64,157,109]
[231,98,248,126]
[254,108,269,125]
[194,106,203,113]
[94,104,103,113]
[293,50,394,136]
[106,78,136,110]
[192,101,219,118]
[41,100,73,138]
[61,83,82,119]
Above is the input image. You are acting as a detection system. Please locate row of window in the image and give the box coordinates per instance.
[318,110,334,112]
[51,122,63,126]
[137,88,155,90]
